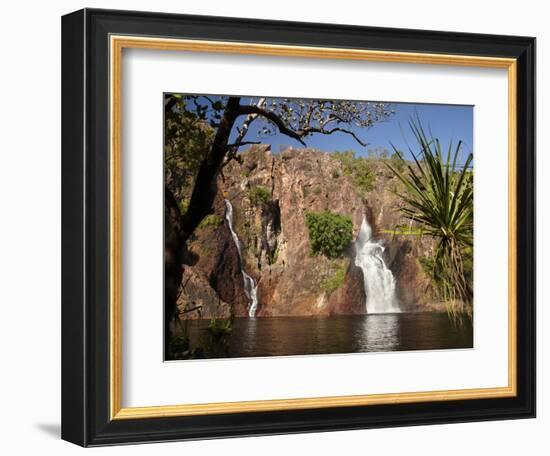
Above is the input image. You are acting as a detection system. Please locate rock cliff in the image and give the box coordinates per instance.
[176,145,436,319]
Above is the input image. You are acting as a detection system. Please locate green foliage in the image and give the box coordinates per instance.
[305,210,353,258]
[388,151,405,173]
[386,116,474,317]
[419,255,437,283]
[313,186,322,195]
[320,260,347,294]
[248,186,271,206]
[367,147,390,159]
[164,95,214,199]
[331,150,376,195]
[198,214,223,229]
[420,244,473,309]
[381,224,424,236]
[201,318,232,358]
[178,198,190,216]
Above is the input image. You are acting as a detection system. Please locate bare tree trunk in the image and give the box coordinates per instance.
[179,97,241,243]
[164,96,241,357]
[164,186,183,358]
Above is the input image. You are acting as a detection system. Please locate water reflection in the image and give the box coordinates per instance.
[184,313,473,360]
[358,314,400,352]
[241,316,258,353]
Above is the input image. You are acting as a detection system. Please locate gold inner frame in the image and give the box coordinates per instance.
[109,35,518,420]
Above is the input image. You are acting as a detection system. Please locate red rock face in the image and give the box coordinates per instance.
[177,146,436,319]
[327,264,367,316]
[181,195,250,318]
[388,240,434,311]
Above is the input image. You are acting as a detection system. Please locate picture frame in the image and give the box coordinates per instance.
[61,8,536,447]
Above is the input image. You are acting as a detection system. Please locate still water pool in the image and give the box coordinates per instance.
[183,313,473,359]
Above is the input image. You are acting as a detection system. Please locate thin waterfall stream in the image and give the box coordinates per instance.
[354,216,400,314]
[224,199,259,317]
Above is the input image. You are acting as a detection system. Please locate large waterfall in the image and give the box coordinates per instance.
[354,216,400,314]
[224,199,259,317]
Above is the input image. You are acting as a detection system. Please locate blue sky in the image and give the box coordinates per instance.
[178,95,473,166]
[237,102,473,166]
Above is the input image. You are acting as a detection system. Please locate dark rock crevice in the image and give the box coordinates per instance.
[260,200,281,265]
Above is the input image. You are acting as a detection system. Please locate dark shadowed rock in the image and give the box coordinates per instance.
[176,268,231,319]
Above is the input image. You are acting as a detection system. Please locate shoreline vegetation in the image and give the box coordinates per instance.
[164,94,473,360]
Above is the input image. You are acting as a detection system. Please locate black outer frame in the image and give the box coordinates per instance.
[61,8,536,447]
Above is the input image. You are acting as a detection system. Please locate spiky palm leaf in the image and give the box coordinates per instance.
[386,117,473,317]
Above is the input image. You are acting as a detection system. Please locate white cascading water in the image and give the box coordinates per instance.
[224,199,259,317]
[354,216,400,314]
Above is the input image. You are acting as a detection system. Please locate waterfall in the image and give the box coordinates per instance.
[354,216,400,314]
[224,199,259,317]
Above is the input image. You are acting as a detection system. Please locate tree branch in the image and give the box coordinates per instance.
[300,125,369,147]
[164,96,178,113]
[324,127,369,147]
[238,105,307,146]
[179,305,203,315]
[226,140,261,149]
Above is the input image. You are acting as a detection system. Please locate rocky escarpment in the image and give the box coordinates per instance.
[176,145,436,319]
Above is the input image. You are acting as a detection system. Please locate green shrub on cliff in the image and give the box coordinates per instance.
[198,214,223,229]
[248,185,271,206]
[331,150,376,195]
[305,210,353,258]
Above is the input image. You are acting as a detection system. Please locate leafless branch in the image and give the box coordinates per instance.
[238,105,307,146]
[301,126,370,147]
[226,140,262,148]
[179,305,203,315]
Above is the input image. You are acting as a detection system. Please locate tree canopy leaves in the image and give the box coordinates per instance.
[164,95,214,200]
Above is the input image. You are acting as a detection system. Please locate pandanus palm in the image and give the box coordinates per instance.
[386,118,473,317]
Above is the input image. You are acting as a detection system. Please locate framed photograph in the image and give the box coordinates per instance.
[61,8,535,446]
